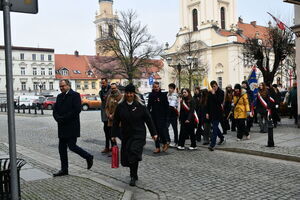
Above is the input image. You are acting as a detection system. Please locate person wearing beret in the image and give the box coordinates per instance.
[111,84,158,187]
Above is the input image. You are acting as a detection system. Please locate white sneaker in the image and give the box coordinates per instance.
[246,135,251,140]
[169,143,178,148]
[236,138,241,141]
[188,147,197,150]
[177,146,185,150]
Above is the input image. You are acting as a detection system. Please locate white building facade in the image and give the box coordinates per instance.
[0,46,59,97]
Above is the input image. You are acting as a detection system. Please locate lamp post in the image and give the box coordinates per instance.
[166,57,183,90]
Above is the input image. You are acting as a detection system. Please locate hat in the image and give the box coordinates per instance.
[234,83,241,90]
[125,84,136,93]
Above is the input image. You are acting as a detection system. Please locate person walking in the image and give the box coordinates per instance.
[223,85,233,134]
[111,84,157,187]
[167,83,179,147]
[233,84,251,141]
[242,81,254,132]
[177,88,198,150]
[99,78,112,153]
[256,82,271,133]
[193,87,202,141]
[207,81,225,151]
[147,82,169,153]
[289,82,298,124]
[52,79,93,177]
[198,88,211,145]
[105,83,123,140]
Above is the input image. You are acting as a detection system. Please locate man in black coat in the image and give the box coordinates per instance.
[207,81,225,151]
[147,82,169,153]
[53,79,93,177]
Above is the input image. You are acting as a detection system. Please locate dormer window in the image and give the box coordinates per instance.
[221,7,226,29]
[60,68,69,76]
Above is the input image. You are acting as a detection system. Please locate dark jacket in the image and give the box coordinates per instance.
[179,98,196,127]
[112,101,156,166]
[256,92,271,114]
[289,87,297,107]
[99,84,111,122]
[53,89,81,139]
[147,90,169,120]
[207,88,224,120]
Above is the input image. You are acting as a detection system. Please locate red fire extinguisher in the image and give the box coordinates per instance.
[111,144,119,168]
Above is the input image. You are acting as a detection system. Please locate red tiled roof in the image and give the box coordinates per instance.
[218,21,269,43]
[86,56,163,80]
[55,54,98,80]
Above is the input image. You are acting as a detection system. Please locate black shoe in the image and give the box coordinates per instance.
[208,146,214,151]
[87,156,93,170]
[217,138,226,145]
[53,170,68,177]
[129,177,137,187]
[202,142,209,145]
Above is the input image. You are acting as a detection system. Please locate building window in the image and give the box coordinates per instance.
[92,82,96,89]
[48,55,52,61]
[33,82,39,90]
[84,81,89,89]
[21,82,26,90]
[108,25,114,37]
[61,69,68,76]
[48,68,52,75]
[49,82,53,90]
[76,82,81,89]
[32,54,36,61]
[217,77,223,89]
[42,82,46,90]
[192,9,198,31]
[33,68,37,75]
[20,53,24,60]
[221,7,226,29]
[41,68,45,75]
[20,67,25,75]
[41,54,44,61]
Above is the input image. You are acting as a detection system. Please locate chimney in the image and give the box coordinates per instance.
[250,21,256,27]
[238,17,243,24]
[74,50,79,57]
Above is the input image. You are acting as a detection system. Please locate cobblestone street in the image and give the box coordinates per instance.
[0,111,299,200]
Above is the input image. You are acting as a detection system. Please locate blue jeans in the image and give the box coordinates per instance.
[210,120,224,148]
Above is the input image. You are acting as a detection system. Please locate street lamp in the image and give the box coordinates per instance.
[166,57,183,90]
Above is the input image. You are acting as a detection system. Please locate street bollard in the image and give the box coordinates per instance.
[28,106,31,114]
[34,106,37,115]
[23,107,25,114]
[0,104,2,112]
[17,105,20,113]
[266,119,275,147]
[4,104,6,112]
[41,106,44,115]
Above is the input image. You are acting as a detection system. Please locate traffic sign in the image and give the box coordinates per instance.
[0,0,38,14]
[149,76,154,85]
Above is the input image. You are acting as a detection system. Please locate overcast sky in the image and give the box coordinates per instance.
[0,0,295,55]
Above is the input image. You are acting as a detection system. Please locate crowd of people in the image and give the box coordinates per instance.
[52,78,298,187]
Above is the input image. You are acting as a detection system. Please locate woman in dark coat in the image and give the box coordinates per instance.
[198,89,211,145]
[177,88,197,150]
[111,84,157,187]
[256,82,271,133]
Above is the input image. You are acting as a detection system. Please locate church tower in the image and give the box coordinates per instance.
[179,0,237,33]
[94,0,118,56]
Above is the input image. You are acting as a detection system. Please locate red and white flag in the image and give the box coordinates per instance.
[267,12,286,31]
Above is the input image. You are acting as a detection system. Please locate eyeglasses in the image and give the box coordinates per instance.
[59,85,67,88]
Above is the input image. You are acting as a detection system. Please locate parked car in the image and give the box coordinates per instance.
[32,96,46,109]
[81,96,101,111]
[43,97,56,110]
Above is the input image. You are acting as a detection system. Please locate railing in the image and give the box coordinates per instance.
[0,103,44,115]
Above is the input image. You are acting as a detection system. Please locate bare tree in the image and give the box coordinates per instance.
[165,32,207,90]
[243,24,294,85]
[98,10,162,83]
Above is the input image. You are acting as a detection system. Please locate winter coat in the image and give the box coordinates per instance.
[289,87,297,107]
[179,98,197,127]
[99,85,111,122]
[112,100,156,166]
[207,88,225,120]
[147,90,169,120]
[53,89,81,139]
[256,92,271,115]
[105,92,123,127]
[233,90,250,119]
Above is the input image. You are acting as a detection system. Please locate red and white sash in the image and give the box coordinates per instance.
[182,101,199,124]
[257,93,271,117]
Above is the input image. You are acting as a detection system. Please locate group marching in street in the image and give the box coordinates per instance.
[52,74,298,187]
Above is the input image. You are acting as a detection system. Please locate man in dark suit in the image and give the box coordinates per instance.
[147,81,169,153]
[53,79,93,177]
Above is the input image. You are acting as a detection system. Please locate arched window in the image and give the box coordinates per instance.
[220,7,226,29]
[108,25,114,37]
[192,9,198,31]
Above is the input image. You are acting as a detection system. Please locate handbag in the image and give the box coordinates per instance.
[111,143,119,168]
